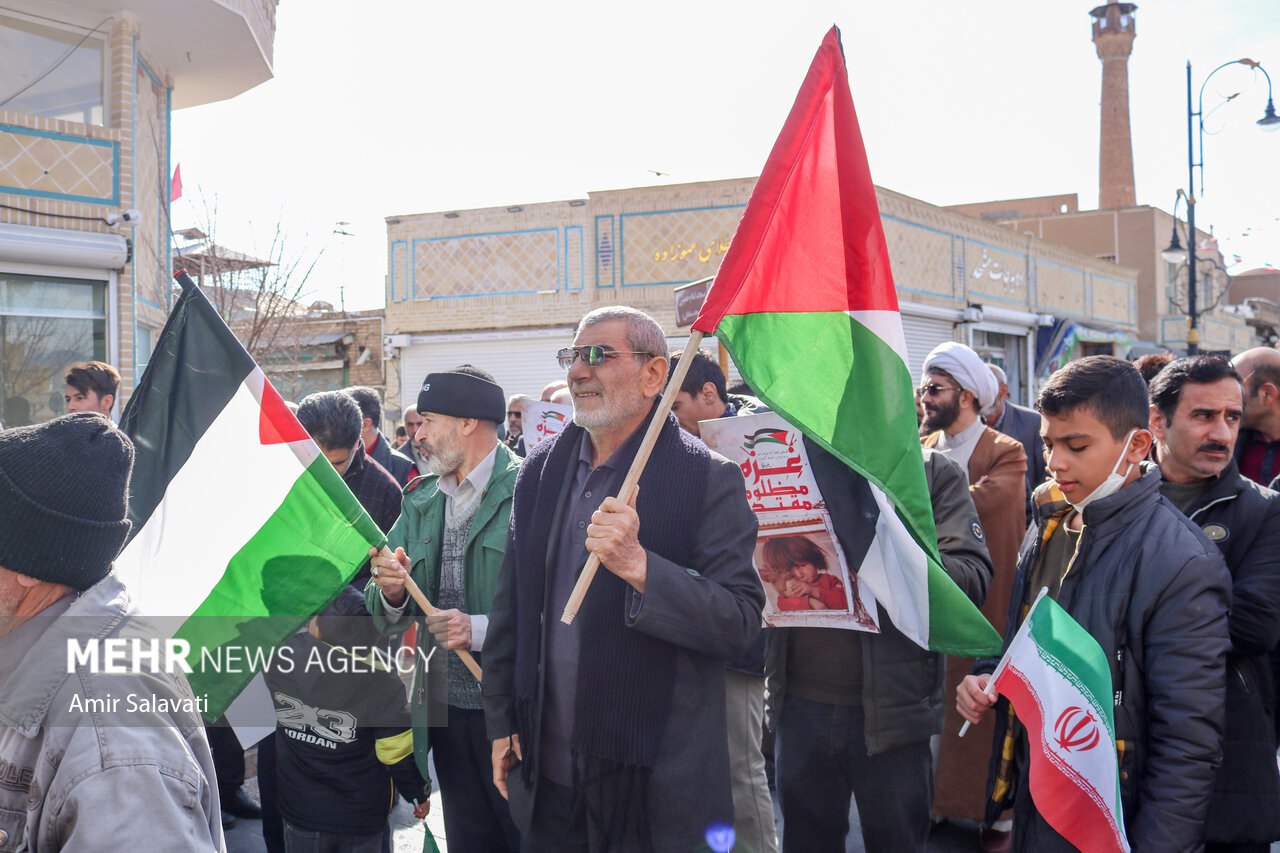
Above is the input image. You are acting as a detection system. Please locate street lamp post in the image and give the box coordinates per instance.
[1173,58,1279,354]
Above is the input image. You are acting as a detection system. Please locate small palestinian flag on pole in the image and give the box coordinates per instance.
[116,270,385,719]
[690,26,1000,656]
[986,589,1130,853]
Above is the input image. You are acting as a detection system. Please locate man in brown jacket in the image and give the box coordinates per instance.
[918,342,1027,847]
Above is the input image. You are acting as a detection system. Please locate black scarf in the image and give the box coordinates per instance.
[510,407,709,844]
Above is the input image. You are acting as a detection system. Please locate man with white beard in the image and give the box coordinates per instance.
[482,306,763,851]
[366,365,522,852]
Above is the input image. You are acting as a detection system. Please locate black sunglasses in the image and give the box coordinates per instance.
[556,345,654,370]
[917,382,961,398]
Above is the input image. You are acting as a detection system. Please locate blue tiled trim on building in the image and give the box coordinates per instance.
[411,228,558,300]
[963,237,1028,305]
[164,82,172,309]
[565,225,584,292]
[130,34,138,376]
[595,215,616,289]
[1088,272,1136,324]
[0,124,121,206]
[619,204,745,288]
[389,241,408,302]
[878,214,958,298]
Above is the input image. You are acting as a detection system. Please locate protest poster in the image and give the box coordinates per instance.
[700,412,879,632]
[523,401,573,451]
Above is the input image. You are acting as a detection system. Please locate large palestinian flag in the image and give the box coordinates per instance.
[990,590,1129,852]
[116,271,385,718]
[692,26,1000,656]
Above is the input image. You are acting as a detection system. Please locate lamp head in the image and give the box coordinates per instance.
[1258,97,1280,131]
[1162,227,1187,264]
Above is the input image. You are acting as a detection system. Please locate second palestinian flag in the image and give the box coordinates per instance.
[116,273,384,718]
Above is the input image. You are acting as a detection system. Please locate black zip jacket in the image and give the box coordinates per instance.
[980,465,1230,853]
[1181,461,1280,845]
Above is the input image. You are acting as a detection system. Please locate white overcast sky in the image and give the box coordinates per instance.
[170,0,1280,311]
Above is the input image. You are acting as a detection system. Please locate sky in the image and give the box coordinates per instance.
[170,0,1280,312]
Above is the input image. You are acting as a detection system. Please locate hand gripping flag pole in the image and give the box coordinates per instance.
[559,329,704,625]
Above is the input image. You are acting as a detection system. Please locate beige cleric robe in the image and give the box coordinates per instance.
[924,425,1028,822]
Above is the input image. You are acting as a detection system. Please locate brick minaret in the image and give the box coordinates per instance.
[1091,1,1138,209]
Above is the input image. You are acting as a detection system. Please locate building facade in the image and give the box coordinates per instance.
[383,177,1139,417]
[230,306,386,404]
[0,0,276,425]
[947,193,1256,354]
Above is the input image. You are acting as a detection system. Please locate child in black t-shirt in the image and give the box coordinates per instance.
[266,587,429,852]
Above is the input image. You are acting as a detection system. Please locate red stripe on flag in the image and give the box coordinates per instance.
[693,26,897,333]
[258,378,309,445]
[997,664,1128,853]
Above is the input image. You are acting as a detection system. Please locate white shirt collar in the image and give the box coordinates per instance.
[436,444,500,499]
[938,417,985,451]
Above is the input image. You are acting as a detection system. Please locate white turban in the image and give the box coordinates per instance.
[922,341,999,411]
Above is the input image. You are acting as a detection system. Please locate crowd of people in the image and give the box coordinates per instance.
[2,314,1280,853]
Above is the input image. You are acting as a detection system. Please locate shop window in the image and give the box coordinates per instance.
[1,273,107,426]
[0,13,106,126]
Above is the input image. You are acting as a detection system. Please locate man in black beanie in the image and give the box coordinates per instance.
[366,364,523,851]
[0,413,223,847]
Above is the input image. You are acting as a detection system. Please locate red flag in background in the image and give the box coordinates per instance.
[170,164,183,203]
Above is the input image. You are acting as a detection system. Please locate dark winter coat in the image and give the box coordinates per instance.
[981,466,1231,853]
[1182,461,1280,845]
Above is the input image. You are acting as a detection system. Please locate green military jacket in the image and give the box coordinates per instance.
[365,441,520,781]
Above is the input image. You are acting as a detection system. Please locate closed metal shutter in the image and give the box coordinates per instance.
[399,329,575,406]
[900,312,959,382]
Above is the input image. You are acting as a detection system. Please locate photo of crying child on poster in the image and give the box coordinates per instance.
[755,517,879,631]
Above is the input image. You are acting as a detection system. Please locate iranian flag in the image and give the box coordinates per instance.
[693,26,1000,656]
[115,271,384,719]
[989,590,1129,853]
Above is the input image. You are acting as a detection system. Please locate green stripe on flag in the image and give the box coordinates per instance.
[717,311,936,553]
[176,453,385,716]
[1029,598,1117,734]
[717,309,1002,656]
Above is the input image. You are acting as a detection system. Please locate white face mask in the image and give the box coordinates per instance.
[1065,429,1140,511]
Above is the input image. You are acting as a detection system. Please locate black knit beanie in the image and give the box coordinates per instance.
[417,365,505,423]
[0,413,134,589]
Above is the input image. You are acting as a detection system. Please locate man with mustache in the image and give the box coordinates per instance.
[1149,355,1280,853]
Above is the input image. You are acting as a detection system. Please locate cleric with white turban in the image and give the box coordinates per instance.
[921,341,999,411]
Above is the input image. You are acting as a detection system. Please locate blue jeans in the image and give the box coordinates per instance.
[776,696,932,853]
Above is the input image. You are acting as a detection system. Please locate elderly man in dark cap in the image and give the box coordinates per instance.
[367,365,522,852]
[0,413,222,849]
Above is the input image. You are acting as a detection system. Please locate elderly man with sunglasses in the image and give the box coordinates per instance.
[482,305,764,852]
[918,342,1027,848]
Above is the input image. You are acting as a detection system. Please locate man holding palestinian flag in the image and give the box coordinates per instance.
[958,356,1231,852]
[686,25,999,852]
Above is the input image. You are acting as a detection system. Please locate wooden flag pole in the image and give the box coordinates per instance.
[560,329,706,625]
[403,572,483,682]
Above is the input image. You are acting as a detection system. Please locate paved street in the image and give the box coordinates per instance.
[224,766,986,853]
[226,766,1280,853]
